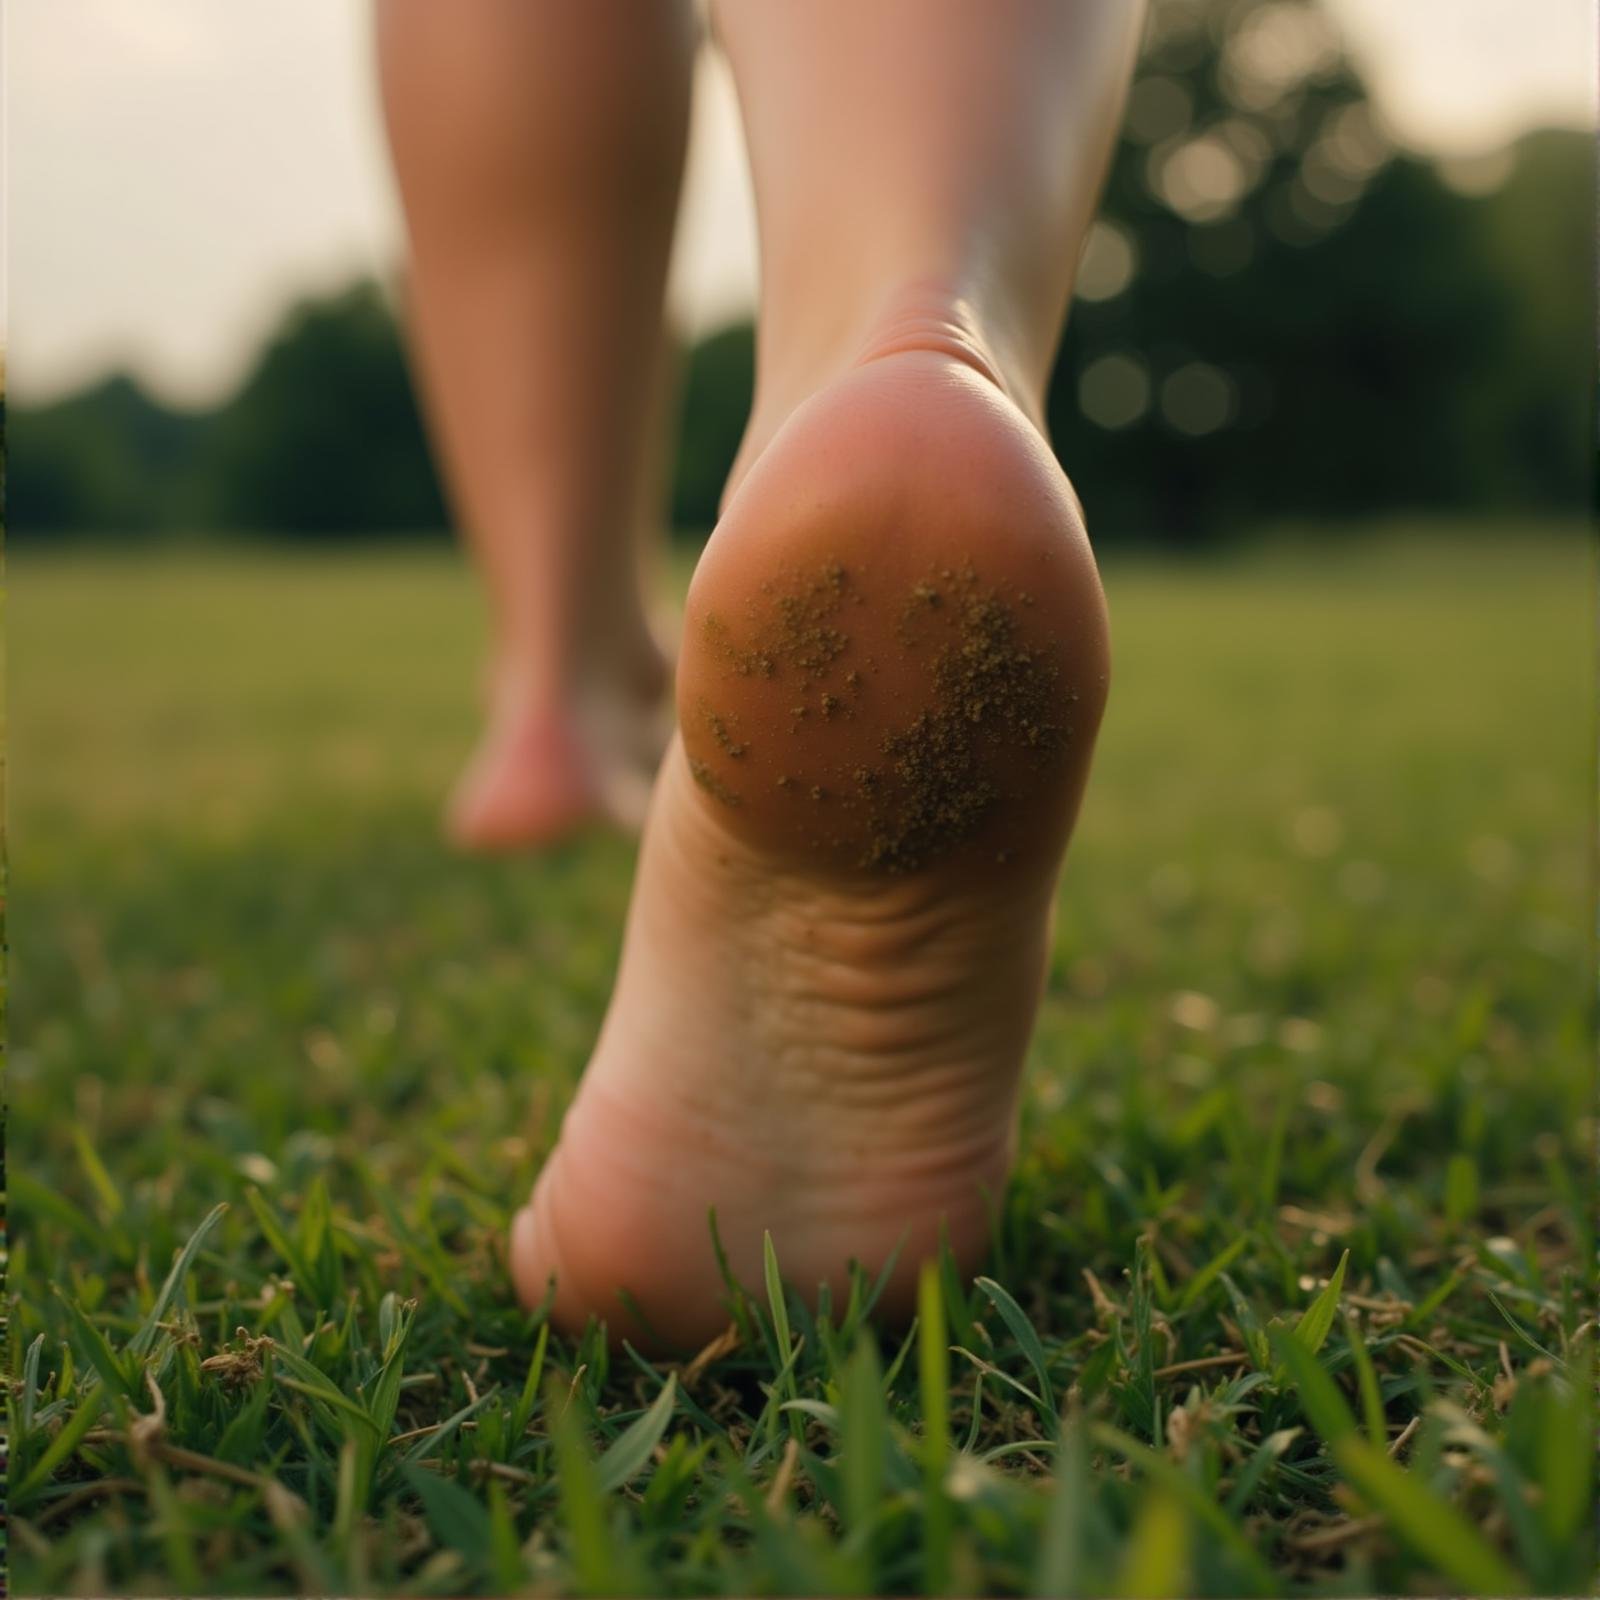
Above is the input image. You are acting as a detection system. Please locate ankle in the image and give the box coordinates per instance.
[489,625,669,724]
[732,280,1042,504]
[850,283,1016,393]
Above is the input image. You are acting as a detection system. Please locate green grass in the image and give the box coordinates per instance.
[8,529,1594,1596]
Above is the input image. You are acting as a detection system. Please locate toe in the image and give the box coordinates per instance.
[508,1190,559,1314]
[446,720,602,852]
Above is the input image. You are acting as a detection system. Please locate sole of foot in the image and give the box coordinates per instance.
[446,651,672,852]
[511,342,1108,1351]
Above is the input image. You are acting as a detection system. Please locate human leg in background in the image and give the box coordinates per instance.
[378,0,694,849]
[512,0,1145,1349]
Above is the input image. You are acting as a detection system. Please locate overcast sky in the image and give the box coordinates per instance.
[9,0,1595,406]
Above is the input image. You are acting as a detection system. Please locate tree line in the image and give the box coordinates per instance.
[9,0,1589,546]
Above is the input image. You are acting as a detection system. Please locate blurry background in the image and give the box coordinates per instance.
[9,0,1594,545]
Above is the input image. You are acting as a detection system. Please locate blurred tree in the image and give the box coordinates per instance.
[1042,0,1590,541]
[8,286,448,540]
[202,281,446,537]
[7,373,207,536]
[7,0,1588,544]
[669,322,754,532]
[1463,129,1593,515]
[670,0,1589,543]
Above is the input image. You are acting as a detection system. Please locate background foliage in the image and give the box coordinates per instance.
[8,0,1591,545]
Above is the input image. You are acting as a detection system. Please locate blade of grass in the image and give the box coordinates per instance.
[1222,1273,1271,1371]
[509,1320,549,1440]
[1535,1374,1591,1549]
[1290,1247,1349,1358]
[54,1289,137,1401]
[1335,1436,1525,1594]
[332,1436,361,1558]
[551,1381,617,1593]
[399,1390,498,1468]
[851,1232,909,1332]
[270,1338,382,1442]
[708,1207,756,1344]
[938,1227,979,1348]
[1403,1266,1465,1330]
[19,1332,45,1437]
[840,1335,887,1545]
[247,1188,313,1291]
[1177,1234,1250,1311]
[749,1335,808,1456]
[974,1276,1056,1427]
[1255,1090,1290,1218]
[778,1397,840,1430]
[1111,1489,1188,1598]
[1031,1413,1089,1597]
[363,1295,416,1442]
[918,1261,951,1596]
[1342,1311,1387,1449]
[359,1173,470,1317]
[951,1345,1049,1416]
[594,1374,677,1495]
[881,1316,919,1393]
[1270,1325,1356,1440]
[762,1232,794,1379]
[9,1170,105,1250]
[13,1382,110,1503]
[763,1232,801,1443]
[619,1342,723,1437]
[487,1479,525,1595]
[71,1126,124,1220]
[403,1462,493,1559]
[1486,1291,1566,1371]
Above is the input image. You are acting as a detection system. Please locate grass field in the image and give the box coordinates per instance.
[8,530,1593,1596]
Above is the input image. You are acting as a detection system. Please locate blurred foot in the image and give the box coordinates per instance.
[447,644,672,852]
[511,319,1109,1348]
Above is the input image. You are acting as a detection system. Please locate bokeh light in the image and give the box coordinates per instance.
[1075,219,1140,302]
[1124,74,1195,144]
[1223,2,1341,100]
[1150,133,1252,222]
[1159,360,1238,435]
[1078,351,1153,430]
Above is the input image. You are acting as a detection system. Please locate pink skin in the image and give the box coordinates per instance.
[377,0,691,848]
[382,0,1144,1348]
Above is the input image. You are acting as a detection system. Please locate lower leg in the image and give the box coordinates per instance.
[513,0,1143,1346]
[718,0,1142,493]
[377,0,694,845]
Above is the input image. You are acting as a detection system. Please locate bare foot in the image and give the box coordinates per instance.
[447,644,672,852]
[510,336,1108,1349]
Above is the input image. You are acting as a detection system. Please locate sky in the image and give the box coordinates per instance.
[9,0,1595,407]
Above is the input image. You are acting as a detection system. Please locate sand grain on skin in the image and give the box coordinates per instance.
[694,559,1076,870]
